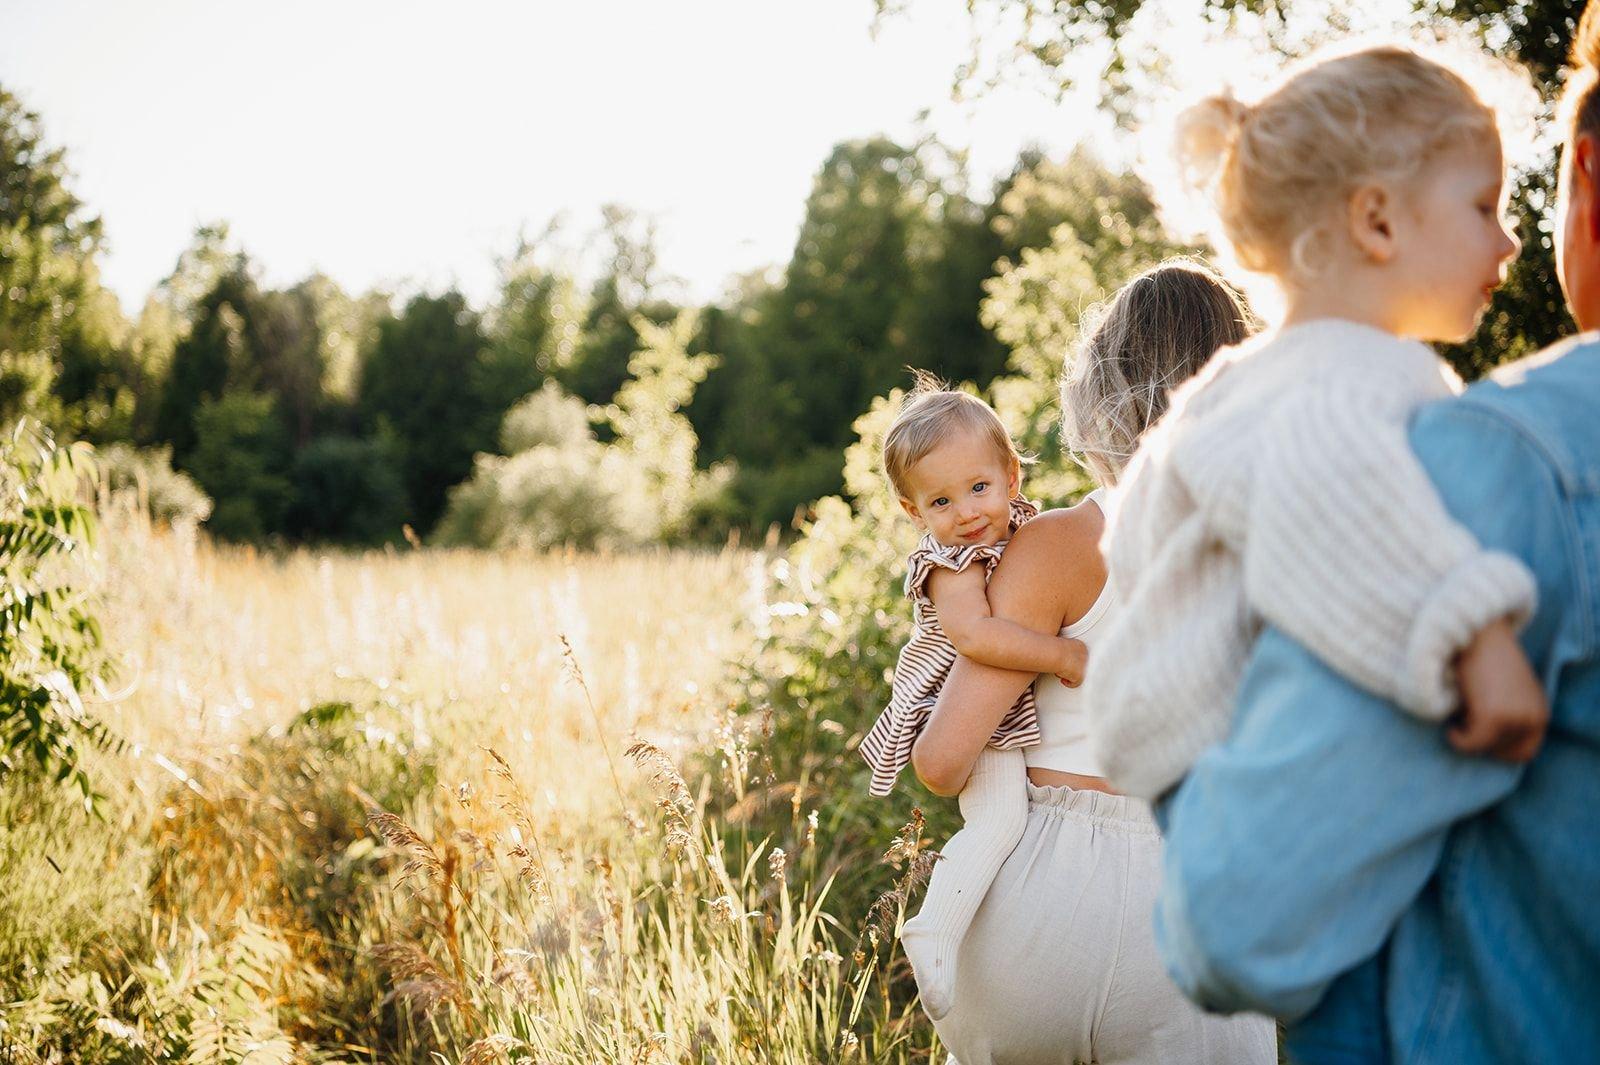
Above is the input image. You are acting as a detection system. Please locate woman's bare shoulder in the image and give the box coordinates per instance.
[991,494,1109,624]
[1006,497,1106,563]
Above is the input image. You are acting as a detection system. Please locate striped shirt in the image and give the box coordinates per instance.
[860,498,1043,797]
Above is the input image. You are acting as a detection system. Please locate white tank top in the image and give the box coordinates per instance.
[1024,489,1114,777]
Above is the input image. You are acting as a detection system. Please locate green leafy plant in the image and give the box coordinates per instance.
[0,420,116,804]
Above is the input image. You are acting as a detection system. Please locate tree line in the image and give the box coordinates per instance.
[1,48,1570,548]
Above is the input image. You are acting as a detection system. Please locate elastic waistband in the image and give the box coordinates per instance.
[1027,782,1159,836]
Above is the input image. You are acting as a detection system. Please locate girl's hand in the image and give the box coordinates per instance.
[1055,637,1089,688]
[1449,619,1549,763]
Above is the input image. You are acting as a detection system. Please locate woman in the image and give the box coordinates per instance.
[908,260,1277,1064]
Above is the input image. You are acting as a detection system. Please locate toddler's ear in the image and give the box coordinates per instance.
[1008,460,1021,498]
[898,496,924,526]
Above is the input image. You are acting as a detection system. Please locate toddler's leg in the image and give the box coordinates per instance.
[901,745,1028,1021]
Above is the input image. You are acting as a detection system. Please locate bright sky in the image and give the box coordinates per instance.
[1,0,1118,312]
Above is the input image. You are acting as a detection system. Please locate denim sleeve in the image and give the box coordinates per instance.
[1153,401,1561,1021]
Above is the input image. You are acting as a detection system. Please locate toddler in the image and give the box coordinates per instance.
[860,376,1085,1018]
[1090,45,1550,802]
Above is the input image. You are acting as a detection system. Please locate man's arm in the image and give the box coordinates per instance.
[1154,401,1565,1020]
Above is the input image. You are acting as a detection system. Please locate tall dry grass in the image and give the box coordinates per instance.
[1,506,937,1063]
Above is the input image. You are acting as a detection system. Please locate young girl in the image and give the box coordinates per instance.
[1090,45,1550,803]
[859,378,1086,1018]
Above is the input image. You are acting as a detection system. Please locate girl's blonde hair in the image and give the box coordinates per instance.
[1172,45,1501,283]
[1063,259,1255,486]
[883,372,1026,501]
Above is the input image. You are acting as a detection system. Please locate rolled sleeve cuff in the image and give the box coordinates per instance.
[1400,549,1537,720]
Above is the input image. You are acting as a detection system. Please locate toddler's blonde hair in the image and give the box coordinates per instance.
[883,372,1026,501]
[1172,45,1502,283]
[1063,259,1256,486]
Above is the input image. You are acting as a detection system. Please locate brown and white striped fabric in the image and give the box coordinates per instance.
[861,497,1042,797]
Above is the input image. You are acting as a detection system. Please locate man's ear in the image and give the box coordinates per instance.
[898,496,923,525]
[1347,183,1397,263]
[1576,133,1600,243]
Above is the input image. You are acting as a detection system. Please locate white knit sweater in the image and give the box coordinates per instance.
[1087,319,1537,801]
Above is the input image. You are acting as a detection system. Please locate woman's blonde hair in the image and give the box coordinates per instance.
[883,372,1026,501]
[1172,45,1502,283]
[1062,259,1255,486]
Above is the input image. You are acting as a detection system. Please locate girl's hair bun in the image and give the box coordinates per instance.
[1171,93,1250,196]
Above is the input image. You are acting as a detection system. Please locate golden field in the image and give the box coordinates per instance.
[0,508,938,1063]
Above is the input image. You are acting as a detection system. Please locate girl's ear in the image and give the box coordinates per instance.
[1348,183,1396,263]
[898,496,924,526]
[1007,459,1021,498]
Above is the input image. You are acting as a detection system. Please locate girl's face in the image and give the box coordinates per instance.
[898,430,1019,548]
[1389,141,1521,342]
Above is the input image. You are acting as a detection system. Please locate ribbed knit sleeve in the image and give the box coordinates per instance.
[1086,438,1250,801]
[1243,373,1537,720]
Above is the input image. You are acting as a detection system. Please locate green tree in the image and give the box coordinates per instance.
[714,138,937,526]
[357,290,494,532]
[286,431,408,545]
[685,273,786,469]
[185,391,293,542]
[556,206,679,407]
[889,0,1580,379]
[152,268,261,460]
[251,286,326,448]
[595,311,726,537]
[899,183,1011,387]
[0,85,132,439]
[761,138,933,453]
[979,150,1196,501]
[477,236,581,442]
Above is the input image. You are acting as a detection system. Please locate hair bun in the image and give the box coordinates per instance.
[1171,93,1251,195]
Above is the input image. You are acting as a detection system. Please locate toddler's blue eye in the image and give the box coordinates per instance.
[972,481,989,493]
[933,497,949,508]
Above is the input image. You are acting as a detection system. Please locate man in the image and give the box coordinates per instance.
[1153,10,1600,1063]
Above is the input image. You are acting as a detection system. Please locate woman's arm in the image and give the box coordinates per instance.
[911,503,1107,796]
[925,565,1085,679]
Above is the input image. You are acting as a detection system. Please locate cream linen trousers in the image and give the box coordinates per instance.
[927,783,1277,1065]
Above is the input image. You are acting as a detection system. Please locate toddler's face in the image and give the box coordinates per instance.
[1390,142,1520,342]
[898,430,1019,548]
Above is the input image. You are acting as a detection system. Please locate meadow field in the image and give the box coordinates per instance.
[0,503,943,1063]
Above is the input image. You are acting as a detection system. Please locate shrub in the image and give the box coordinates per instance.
[94,443,213,528]
[499,381,591,453]
[436,442,637,551]
[437,313,732,550]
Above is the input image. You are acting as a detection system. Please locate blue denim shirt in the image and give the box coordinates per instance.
[1153,337,1600,1064]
